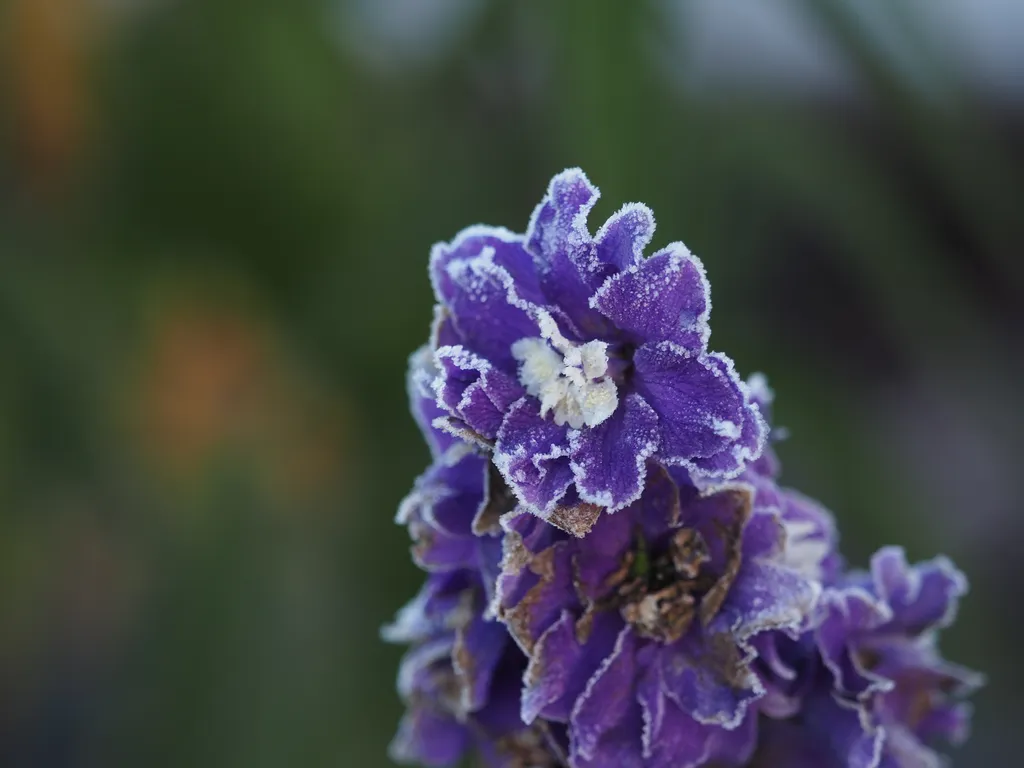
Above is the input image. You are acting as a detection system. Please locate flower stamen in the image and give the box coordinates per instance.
[512,313,618,429]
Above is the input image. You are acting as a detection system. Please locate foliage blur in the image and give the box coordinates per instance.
[1,0,1021,765]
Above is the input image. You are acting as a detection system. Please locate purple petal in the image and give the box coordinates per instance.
[389,709,469,767]
[634,465,688,543]
[475,535,505,607]
[410,523,478,572]
[430,230,543,370]
[434,346,524,443]
[521,610,621,724]
[497,541,575,652]
[396,453,488,572]
[569,626,641,763]
[525,169,614,335]
[709,560,820,641]
[593,203,656,272]
[687,356,767,476]
[396,635,457,702]
[471,655,531,736]
[527,169,599,266]
[815,587,893,697]
[877,722,945,768]
[657,629,763,728]
[454,613,509,712]
[633,343,760,476]
[419,454,488,536]
[521,611,582,724]
[638,664,717,767]
[382,572,477,644]
[407,346,459,458]
[914,700,975,745]
[569,393,660,512]
[571,729,645,768]
[591,243,710,350]
[680,483,752,578]
[870,547,967,636]
[570,513,638,603]
[807,693,885,768]
[494,398,574,517]
[740,508,787,561]
[777,486,842,583]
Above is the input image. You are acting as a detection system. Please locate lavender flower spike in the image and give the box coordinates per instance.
[387,169,980,768]
[429,169,766,521]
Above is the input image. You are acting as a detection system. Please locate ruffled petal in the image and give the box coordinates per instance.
[633,342,764,477]
[521,610,621,724]
[525,169,612,335]
[407,345,460,458]
[569,392,660,512]
[591,243,710,350]
[430,229,544,370]
[870,547,967,636]
[708,560,821,642]
[656,628,764,728]
[494,398,574,517]
[815,587,894,698]
[638,663,717,767]
[569,627,643,766]
[496,540,575,652]
[593,203,656,272]
[454,613,510,712]
[396,451,489,572]
[434,345,524,443]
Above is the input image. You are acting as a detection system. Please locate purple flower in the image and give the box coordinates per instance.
[491,466,821,767]
[752,548,982,768]
[388,170,981,767]
[428,169,766,524]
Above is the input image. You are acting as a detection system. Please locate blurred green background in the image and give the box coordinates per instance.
[1,0,1021,765]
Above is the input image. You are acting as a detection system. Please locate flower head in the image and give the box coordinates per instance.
[387,169,980,768]
[430,169,766,523]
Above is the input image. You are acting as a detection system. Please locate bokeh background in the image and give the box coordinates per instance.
[2,0,1022,765]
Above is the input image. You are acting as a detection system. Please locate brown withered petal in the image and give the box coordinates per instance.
[497,544,563,653]
[548,501,603,538]
[621,582,697,644]
[705,629,754,690]
[501,529,532,575]
[670,528,710,580]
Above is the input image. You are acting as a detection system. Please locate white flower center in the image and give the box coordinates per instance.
[511,313,618,430]
[781,518,830,580]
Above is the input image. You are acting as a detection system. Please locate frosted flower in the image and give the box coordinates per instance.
[491,466,821,767]
[751,548,982,767]
[388,175,981,767]
[429,169,766,523]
